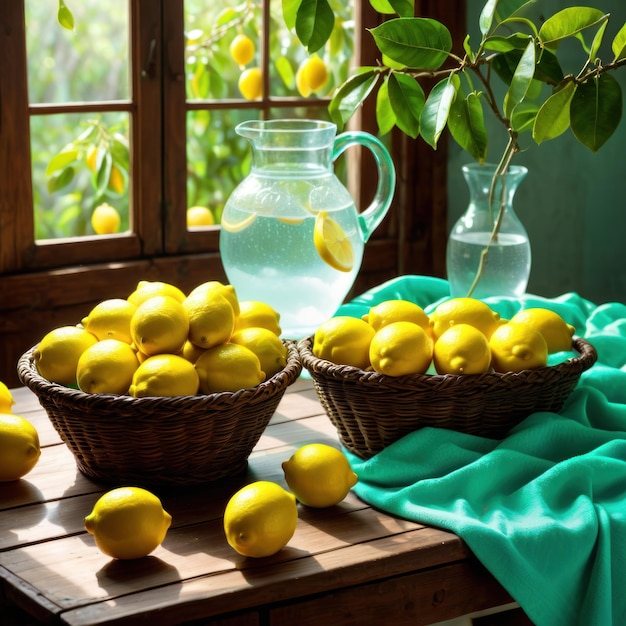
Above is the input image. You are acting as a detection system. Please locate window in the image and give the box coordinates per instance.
[0,0,461,385]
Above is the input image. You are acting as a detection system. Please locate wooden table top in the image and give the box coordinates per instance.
[0,377,515,626]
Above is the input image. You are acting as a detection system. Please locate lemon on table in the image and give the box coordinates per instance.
[0,413,41,482]
[81,298,137,344]
[186,206,215,228]
[76,339,140,395]
[223,481,297,558]
[182,290,235,349]
[363,299,430,332]
[230,327,287,378]
[0,382,15,413]
[129,354,200,397]
[369,321,433,376]
[130,295,189,357]
[312,316,375,370]
[194,343,265,394]
[313,210,354,273]
[433,324,492,375]
[509,308,575,353]
[33,326,99,386]
[489,322,548,373]
[235,301,282,336]
[127,280,187,307]
[429,297,502,340]
[282,443,358,508]
[187,281,240,316]
[84,487,172,560]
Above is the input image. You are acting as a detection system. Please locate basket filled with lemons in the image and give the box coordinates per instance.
[17,280,302,486]
[298,297,597,459]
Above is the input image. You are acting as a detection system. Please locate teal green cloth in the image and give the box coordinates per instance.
[336,276,626,626]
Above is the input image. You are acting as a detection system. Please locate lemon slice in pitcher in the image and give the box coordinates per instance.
[220,212,257,233]
[313,211,354,272]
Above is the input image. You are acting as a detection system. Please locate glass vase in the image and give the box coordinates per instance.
[446,163,531,299]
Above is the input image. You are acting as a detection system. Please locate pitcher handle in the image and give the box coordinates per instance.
[333,131,396,242]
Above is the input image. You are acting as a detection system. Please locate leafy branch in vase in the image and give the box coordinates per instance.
[286,0,626,295]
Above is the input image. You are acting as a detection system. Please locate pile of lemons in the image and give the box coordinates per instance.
[83,442,357,561]
[33,280,287,397]
[0,381,41,482]
[313,297,577,376]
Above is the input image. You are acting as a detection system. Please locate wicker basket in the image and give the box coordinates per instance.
[298,336,597,459]
[18,341,302,486]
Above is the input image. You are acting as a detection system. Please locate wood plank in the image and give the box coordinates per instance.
[57,526,466,626]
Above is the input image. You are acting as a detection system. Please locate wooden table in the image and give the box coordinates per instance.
[0,377,522,626]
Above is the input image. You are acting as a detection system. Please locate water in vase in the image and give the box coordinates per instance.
[447,231,531,299]
[220,201,364,340]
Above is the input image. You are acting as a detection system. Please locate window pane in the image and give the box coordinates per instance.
[31,112,130,240]
[25,0,130,103]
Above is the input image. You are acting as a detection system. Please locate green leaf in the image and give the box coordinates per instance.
[276,56,295,89]
[57,0,74,31]
[493,0,536,23]
[448,89,488,163]
[538,8,606,51]
[570,73,623,152]
[612,22,626,62]
[420,76,458,149]
[47,166,75,193]
[479,0,497,36]
[510,101,540,133]
[532,81,577,145]
[370,18,452,70]
[387,72,425,138]
[369,0,396,14]
[503,39,535,119]
[376,78,397,136]
[328,69,380,128]
[589,18,607,62]
[295,0,335,53]
[463,34,476,63]
[388,0,415,18]
[533,49,564,85]
[282,0,302,31]
[46,149,79,177]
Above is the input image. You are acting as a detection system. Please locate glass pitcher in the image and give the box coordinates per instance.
[219,119,396,339]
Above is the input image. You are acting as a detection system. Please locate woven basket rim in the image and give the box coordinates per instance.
[17,339,302,409]
[297,335,597,386]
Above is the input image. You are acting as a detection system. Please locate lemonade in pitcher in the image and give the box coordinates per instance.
[219,119,395,339]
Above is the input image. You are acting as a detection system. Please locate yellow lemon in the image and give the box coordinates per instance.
[429,297,502,340]
[363,299,430,332]
[186,206,215,227]
[220,211,257,233]
[33,326,98,386]
[509,308,576,353]
[230,327,287,378]
[296,54,329,96]
[129,354,200,397]
[238,67,263,100]
[76,339,140,395]
[230,33,255,66]
[182,290,235,349]
[81,298,137,344]
[282,443,358,508]
[181,340,206,363]
[489,322,549,373]
[433,324,492,375]
[312,316,375,370]
[313,210,354,273]
[91,203,121,235]
[235,300,282,336]
[0,413,41,482]
[0,382,15,413]
[223,481,297,558]
[187,281,240,316]
[127,280,187,307]
[130,295,189,356]
[195,343,265,394]
[84,487,172,560]
[369,321,433,376]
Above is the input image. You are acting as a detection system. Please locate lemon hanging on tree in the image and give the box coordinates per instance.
[91,203,121,235]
